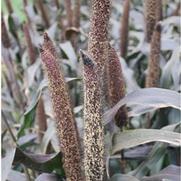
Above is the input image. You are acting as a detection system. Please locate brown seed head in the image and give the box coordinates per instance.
[144,0,162,42]
[43,32,57,58]
[107,45,127,128]
[73,0,81,28]
[88,0,111,42]
[65,0,73,27]
[80,51,104,181]
[40,33,83,181]
[82,1,111,179]
[23,23,36,64]
[88,0,111,65]
[87,0,111,114]
[37,0,50,28]
[120,0,130,58]
[146,23,162,87]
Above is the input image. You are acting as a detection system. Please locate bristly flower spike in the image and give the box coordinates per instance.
[80,50,104,181]
[40,33,84,181]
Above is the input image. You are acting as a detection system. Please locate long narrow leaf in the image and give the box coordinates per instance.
[112,129,181,154]
[104,88,181,124]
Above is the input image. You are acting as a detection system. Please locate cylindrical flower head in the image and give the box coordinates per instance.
[146,24,162,87]
[88,0,111,68]
[73,0,81,28]
[23,23,36,64]
[120,0,130,58]
[40,33,83,181]
[89,0,111,42]
[37,0,50,28]
[107,45,127,128]
[144,0,162,42]
[80,50,104,181]
[88,0,111,114]
[65,0,73,27]
[42,32,57,58]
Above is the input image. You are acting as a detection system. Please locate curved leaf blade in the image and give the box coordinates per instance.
[104,88,181,125]
[141,165,181,181]
[2,149,16,181]
[13,148,64,175]
[35,173,61,181]
[112,129,181,154]
[109,174,140,181]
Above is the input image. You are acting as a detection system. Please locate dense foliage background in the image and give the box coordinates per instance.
[1,0,181,180]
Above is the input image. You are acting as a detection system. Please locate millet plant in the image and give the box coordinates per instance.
[1,0,181,181]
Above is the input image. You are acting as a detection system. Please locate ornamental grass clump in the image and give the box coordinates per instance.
[40,33,83,181]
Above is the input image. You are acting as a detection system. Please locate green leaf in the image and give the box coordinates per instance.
[26,60,41,87]
[161,123,181,131]
[8,15,18,39]
[17,82,44,138]
[160,47,180,90]
[107,158,122,178]
[35,173,62,181]
[124,145,152,159]
[59,41,77,70]
[13,148,64,175]
[2,149,16,181]
[40,120,55,153]
[109,174,140,181]
[112,129,181,154]
[17,104,37,138]
[7,170,27,181]
[17,133,37,148]
[65,77,82,82]
[104,88,181,125]
[141,165,181,181]
[131,144,167,178]
[130,124,181,178]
